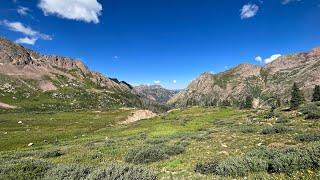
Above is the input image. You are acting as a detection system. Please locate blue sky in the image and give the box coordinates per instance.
[1,0,320,89]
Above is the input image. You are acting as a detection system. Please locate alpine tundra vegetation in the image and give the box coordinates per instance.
[0,0,320,179]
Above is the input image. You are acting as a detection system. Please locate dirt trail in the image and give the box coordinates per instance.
[120,110,157,125]
[0,102,17,109]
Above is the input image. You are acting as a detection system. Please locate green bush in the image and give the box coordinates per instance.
[87,163,156,180]
[0,159,52,180]
[145,137,168,144]
[41,149,64,158]
[261,126,291,135]
[300,103,320,120]
[195,143,320,177]
[44,163,156,180]
[240,126,256,133]
[275,117,289,123]
[44,164,92,180]
[295,134,320,142]
[125,144,185,164]
[267,148,313,173]
[195,160,219,174]
[215,157,267,177]
[264,110,275,119]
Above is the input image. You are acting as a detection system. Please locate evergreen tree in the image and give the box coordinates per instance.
[312,85,320,102]
[241,96,253,109]
[221,99,231,107]
[290,83,304,110]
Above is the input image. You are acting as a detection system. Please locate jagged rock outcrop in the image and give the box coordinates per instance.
[169,48,320,107]
[0,37,130,91]
[134,85,179,104]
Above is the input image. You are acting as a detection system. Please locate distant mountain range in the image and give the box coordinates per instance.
[1,36,319,111]
[168,48,320,108]
[134,85,179,104]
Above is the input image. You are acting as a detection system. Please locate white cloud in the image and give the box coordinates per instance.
[2,20,37,37]
[17,6,30,16]
[15,37,37,45]
[154,80,161,84]
[38,0,102,24]
[282,0,301,5]
[240,3,259,19]
[1,20,52,45]
[264,54,281,64]
[173,80,177,84]
[255,56,262,62]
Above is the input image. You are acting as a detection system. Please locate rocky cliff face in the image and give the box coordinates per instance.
[134,85,179,104]
[169,48,320,107]
[0,37,130,91]
[0,37,166,111]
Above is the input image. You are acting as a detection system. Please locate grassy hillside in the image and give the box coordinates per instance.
[1,106,319,179]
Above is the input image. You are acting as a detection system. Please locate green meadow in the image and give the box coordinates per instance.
[1,107,320,179]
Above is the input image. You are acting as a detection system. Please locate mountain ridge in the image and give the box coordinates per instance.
[0,37,168,112]
[168,47,320,108]
[134,84,179,104]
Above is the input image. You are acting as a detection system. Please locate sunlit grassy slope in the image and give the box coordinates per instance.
[1,107,320,179]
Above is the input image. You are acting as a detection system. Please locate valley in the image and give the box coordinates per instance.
[0,38,319,180]
[1,106,320,179]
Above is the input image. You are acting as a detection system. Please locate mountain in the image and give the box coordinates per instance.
[0,37,167,112]
[168,47,320,108]
[134,85,179,104]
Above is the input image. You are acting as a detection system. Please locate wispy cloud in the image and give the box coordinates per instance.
[38,0,102,24]
[264,54,281,64]
[173,80,177,84]
[240,3,259,19]
[0,20,52,45]
[113,56,119,59]
[154,80,161,84]
[255,56,262,62]
[15,37,37,45]
[282,0,301,5]
[17,6,30,16]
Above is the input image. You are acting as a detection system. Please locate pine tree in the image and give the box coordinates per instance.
[290,83,304,110]
[312,85,320,102]
[241,96,253,109]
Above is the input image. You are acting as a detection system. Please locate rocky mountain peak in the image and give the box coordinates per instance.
[134,84,179,104]
[308,47,320,57]
[169,47,320,107]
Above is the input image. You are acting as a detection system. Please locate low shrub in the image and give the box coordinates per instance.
[261,126,291,135]
[240,126,256,133]
[125,144,185,164]
[195,143,320,177]
[44,164,92,180]
[215,157,267,177]
[125,146,168,164]
[175,140,190,147]
[164,144,185,156]
[295,134,320,142]
[87,163,156,180]
[264,110,275,119]
[44,163,156,180]
[0,159,52,180]
[275,116,289,123]
[145,137,168,144]
[195,160,219,174]
[300,103,320,120]
[41,149,64,158]
[0,158,157,179]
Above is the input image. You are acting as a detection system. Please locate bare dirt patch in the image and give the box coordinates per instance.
[0,102,17,109]
[120,110,157,125]
[38,80,57,91]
